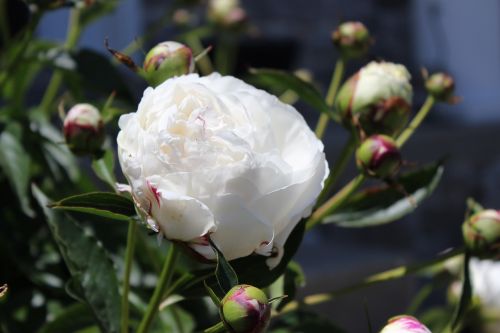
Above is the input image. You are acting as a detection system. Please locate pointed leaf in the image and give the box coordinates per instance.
[0,130,34,217]
[247,68,337,120]
[324,162,444,227]
[209,238,238,294]
[32,186,121,333]
[51,192,136,221]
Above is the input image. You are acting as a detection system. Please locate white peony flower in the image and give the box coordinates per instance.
[117,73,328,268]
[469,258,500,309]
[380,315,432,333]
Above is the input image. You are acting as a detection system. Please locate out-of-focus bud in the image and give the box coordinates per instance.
[221,284,271,333]
[143,41,195,86]
[63,103,105,156]
[380,315,432,333]
[335,61,412,137]
[425,72,455,102]
[207,0,247,29]
[356,135,401,179]
[332,21,371,59]
[462,210,500,259]
[172,9,192,27]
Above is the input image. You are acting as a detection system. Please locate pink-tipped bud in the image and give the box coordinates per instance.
[462,210,500,259]
[221,284,271,333]
[143,41,195,86]
[63,103,105,156]
[356,135,402,179]
[332,21,371,59]
[380,315,432,333]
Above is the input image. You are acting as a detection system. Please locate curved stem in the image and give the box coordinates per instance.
[204,321,227,333]
[121,220,138,333]
[396,96,435,147]
[316,134,356,205]
[278,247,465,315]
[306,174,366,231]
[40,9,81,116]
[137,243,180,333]
[314,58,345,139]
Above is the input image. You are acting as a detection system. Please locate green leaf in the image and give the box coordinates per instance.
[50,192,136,221]
[324,162,444,227]
[204,280,222,306]
[209,238,239,295]
[32,186,121,333]
[0,130,35,217]
[247,68,337,120]
[91,150,117,190]
[37,303,95,333]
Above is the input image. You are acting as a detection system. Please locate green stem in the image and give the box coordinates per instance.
[396,96,435,147]
[121,220,138,333]
[306,174,365,231]
[204,321,227,333]
[40,9,81,116]
[215,32,236,75]
[279,247,465,315]
[137,243,180,333]
[314,58,345,139]
[316,134,356,205]
[307,95,437,231]
[186,35,214,76]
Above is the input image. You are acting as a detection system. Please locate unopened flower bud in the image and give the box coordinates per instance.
[462,210,500,259]
[221,284,271,333]
[332,21,371,59]
[425,72,455,102]
[143,41,195,85]
[172,9,192,27]
[63,103,105,156]
[335,61,412,137]
[380,315,431,333]
[207,0,247,28]
[356,135,401,179]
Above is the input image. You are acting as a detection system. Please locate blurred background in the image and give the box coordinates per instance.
[31,0,500,331]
